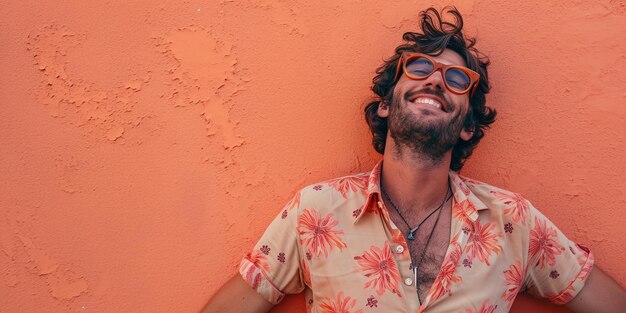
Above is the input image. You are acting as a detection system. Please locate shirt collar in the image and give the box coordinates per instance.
[353,160,489,224]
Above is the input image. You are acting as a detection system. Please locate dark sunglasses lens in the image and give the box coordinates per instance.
[405,57,434,78]
[445,68,471,92]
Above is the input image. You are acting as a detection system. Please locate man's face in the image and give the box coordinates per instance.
[378,49,474,160]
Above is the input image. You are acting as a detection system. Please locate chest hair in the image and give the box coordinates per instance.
[387,202,452,300]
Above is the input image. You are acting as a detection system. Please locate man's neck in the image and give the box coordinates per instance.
[381,140,452,213]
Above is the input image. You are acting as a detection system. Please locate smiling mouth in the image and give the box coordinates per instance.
[407,96,446,112]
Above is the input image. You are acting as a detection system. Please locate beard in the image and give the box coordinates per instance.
[387,88,467,163]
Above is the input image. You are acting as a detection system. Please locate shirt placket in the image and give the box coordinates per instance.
[376,195,422,312]
[419,214,470,311]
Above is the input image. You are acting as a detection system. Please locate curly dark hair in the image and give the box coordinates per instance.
[364,6,496,171]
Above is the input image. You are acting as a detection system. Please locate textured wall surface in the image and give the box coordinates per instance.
[1,0,625,312]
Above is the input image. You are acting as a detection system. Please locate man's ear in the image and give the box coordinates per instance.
[377,101,390,118]
[460,127,474,141]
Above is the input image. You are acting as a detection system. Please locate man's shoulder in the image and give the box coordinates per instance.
[457,173,532,209]
[299,171,371,197]
[294,171,372,211]
[457,174,540,233]
[457,174,517,194]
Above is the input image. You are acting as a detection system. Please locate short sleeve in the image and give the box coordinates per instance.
[238,192,304,304]
[523,203,594,304]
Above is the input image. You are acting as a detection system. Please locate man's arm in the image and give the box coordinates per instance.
[201,274,275,313]
[565,266,626,313]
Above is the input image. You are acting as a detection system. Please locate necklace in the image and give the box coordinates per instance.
[413,198,446,303]
[380,178,452,302]
[380,182,451,240]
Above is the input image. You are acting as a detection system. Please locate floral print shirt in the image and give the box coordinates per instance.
[239,161,594,313]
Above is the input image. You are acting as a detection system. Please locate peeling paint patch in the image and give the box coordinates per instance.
[166,27,236,102]
[49,276,89,300]
[26,24,86,118]
[13,234,90,300]
[27,24,152,143]
[17,235,59,275]
[257,1,309,36]
[106,124,125,141]
[158,26,246,149]
[202,97,243,149]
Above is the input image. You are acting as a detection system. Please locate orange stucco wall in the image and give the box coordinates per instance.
[1,1,625,312]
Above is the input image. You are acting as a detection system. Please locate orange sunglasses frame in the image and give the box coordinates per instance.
[393,52,481,96]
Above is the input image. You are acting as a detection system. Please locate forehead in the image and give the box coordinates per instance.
[429,49,467,67]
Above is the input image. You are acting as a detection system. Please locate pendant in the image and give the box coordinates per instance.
[407,226,419,240]
[407,232,415,240]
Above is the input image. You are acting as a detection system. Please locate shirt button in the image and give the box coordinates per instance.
[404,277,413,286]
[377,201,383,208]
[395,245,404,254]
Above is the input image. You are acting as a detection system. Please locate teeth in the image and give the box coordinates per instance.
[412,97,442,109]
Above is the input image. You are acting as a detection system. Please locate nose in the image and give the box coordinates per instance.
[422,69,446,92]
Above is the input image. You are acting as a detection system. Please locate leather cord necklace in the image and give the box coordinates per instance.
[380,181,451,241]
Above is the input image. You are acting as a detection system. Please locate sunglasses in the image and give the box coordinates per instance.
[393,52,480,96]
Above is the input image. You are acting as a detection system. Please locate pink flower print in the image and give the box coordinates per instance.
[453,199,476,226]
[366,296,378,308]
[354,242,402,297]
[428,239,463,302]
[465,300,497,313]
[319,292,364,313]
[501,261,524,303]
[298,209,347,258]
[244,249,270,272]
[328,175,368,198]
[490,191,529,225]
[277,252,285,263]
[466,221,503,266]
[504,223,513,233]
[428,244,463,301]
[260,245,270,255]
[285,192,301,211]
[550,270,559,279]
[242,249,271,290]
[529,216,564,269]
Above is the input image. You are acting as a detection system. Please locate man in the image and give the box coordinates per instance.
[204,7,625,313]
